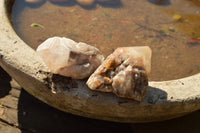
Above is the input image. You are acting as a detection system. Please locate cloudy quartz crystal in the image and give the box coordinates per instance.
[86,46,152,101]
[36,37,104,79]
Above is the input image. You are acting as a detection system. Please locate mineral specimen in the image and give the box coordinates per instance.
[36,37,104,79]
[86,46,152,101]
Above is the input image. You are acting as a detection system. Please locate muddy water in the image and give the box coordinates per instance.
[12,0,200,81]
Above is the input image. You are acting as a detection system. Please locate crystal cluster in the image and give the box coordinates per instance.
[86,46,152,101]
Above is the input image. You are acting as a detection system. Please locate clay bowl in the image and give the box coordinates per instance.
[1,0,200,123]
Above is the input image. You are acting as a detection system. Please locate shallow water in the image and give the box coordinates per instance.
[12,0,200,81]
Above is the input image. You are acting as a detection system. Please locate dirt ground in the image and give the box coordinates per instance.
[1,66,200,133]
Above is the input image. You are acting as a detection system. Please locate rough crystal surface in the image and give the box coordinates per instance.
[36,37,104,79]
[86,46,152,101]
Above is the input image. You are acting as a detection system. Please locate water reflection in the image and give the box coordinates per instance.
[24,0,122,9]
[147,0,171,6]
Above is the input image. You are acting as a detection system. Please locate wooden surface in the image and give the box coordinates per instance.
[1,67,200,133]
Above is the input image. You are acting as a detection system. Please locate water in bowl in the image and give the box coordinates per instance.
[12,0,200,81]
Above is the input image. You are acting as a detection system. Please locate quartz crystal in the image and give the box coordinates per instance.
[86,46,152,101]
[36,37,104,79]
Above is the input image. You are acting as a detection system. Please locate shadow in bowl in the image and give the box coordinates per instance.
[44,74,168,105]
[143,86,168,104]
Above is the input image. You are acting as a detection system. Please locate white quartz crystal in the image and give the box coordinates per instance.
[36,37,104,79]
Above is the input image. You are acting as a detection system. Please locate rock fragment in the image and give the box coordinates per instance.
[86,46,152,101]
[36,37,104,79]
